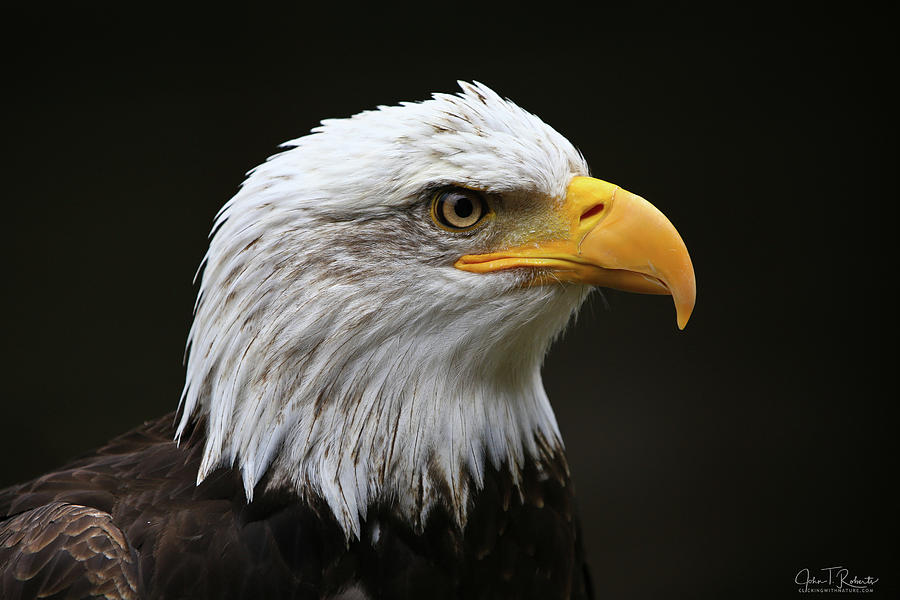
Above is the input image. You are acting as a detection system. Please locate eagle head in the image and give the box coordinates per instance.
[176,82,695,538]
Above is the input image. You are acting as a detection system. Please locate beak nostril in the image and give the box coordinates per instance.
[580,203,605,221]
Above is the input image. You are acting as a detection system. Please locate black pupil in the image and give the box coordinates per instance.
[453,196,474,218]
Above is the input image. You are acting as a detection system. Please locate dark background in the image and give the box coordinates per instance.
[1,9,896,599]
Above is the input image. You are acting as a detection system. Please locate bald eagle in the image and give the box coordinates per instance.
[0,82,694,600]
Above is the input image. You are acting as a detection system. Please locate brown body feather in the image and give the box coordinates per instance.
[0,415,592,599]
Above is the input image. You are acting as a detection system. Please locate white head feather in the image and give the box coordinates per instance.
[177,82,591,538]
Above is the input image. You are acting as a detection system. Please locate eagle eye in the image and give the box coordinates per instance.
[432,188,487,231]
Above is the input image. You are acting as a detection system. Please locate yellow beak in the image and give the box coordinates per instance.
[455,176,696,329]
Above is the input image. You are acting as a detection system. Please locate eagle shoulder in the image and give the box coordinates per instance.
[0,501,139,600]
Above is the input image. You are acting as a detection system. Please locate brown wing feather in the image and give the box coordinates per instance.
[0,502,139,600]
